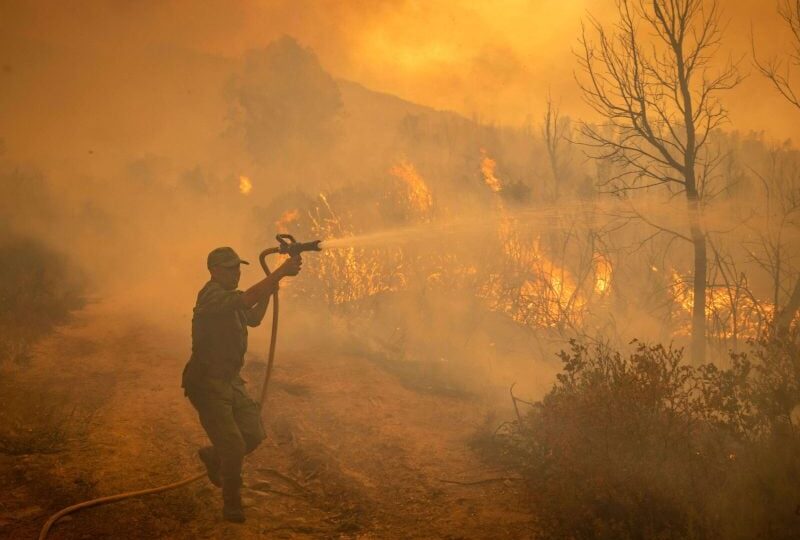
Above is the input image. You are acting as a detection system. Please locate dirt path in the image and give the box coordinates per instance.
[1,301,535,539]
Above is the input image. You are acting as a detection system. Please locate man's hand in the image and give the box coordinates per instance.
[277,255,302,278]
[240,255,302,308]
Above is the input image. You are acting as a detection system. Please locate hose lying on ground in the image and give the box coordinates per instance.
[39,248,283,540]
[38,472,206,540]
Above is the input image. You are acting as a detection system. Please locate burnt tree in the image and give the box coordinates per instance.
[753,0,800,335]
[576,0,740,362]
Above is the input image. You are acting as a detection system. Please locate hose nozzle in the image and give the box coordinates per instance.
[276,234,322,257]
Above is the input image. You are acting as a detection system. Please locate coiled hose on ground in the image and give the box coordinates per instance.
[38,247,282,540]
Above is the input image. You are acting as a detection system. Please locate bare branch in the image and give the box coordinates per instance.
[576,0,739,197]
[752,0,800,110]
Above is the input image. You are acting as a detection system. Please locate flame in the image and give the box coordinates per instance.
[594,255,612,295]
[390,159,433,216]
[239,175,252,195]
[479,212,588,329]
[275,209,300,233]
[480,149,503,193]
[475,148,586,329]
[304,193,404,305]
[670,269,775,338]
[286,148,776,341]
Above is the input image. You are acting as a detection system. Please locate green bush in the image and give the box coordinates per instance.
[492,337,800,539]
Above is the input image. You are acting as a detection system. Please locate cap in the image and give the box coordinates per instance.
[207,247,249,268]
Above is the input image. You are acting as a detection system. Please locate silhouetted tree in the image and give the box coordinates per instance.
[753,1,800,335]
[227,36,342,166]
[576,0,741,362]
[541,95,571,200]
[754,1,800,109]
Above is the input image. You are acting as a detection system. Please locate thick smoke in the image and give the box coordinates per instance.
[2,3,799,400]
[3,5,800,539]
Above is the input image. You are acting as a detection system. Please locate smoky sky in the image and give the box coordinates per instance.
[1,0,799,170]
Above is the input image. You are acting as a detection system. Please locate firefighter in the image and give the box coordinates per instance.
[182,246,302,522]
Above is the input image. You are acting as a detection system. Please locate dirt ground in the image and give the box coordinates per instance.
[0,300,536,539]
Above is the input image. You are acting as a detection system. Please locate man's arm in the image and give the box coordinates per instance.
[238,255,302,309]
[245,297,269,327]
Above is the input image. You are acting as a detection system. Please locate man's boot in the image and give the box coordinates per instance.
[222,478,245,523]
[198,446,221,488]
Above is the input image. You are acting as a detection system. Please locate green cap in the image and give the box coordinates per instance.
[207,247,249,268]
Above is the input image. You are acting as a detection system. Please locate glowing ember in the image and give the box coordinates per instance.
[239,175,253,195]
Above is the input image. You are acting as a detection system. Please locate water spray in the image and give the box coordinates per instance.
[314,196,757,251]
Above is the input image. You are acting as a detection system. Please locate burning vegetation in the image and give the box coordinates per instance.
[3,0,800,538]
[267,141,796,350]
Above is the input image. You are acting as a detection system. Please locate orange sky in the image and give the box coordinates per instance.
[2,0,799,164]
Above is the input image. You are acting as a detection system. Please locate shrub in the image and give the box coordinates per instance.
[0,234,85,364]
[492,337,800,539]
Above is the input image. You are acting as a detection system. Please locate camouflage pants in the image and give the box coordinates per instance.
[186,376,265,490]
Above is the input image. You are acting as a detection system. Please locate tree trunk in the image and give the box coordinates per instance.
[688,197,707,363]
[677,36,705,363]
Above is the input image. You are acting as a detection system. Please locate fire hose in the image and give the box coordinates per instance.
[38,235,321,540]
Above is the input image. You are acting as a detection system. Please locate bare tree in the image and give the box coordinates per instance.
[576,0,741,362]
[753,0,800,335]
[228,36,342,166]
[754,1,800,108]
[542,95,572,200]
[741,147,800,337]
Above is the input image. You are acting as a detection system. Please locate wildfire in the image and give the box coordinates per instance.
[594,255,613,295]
[476,149,587,328]
[390,159,433,216]
[478,210,589,329]
[305,193,404,305]
[239,175,253,195]
[287,146,774,342]
[670,270,694,317]
[669,269,774,338]
[480,149,503,193]
[275,209,300,233]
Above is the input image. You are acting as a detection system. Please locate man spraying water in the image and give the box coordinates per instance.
[38,238,321,537]
[181,246,302,523]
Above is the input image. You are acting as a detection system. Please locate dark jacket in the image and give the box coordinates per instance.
[182,280,266,390]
